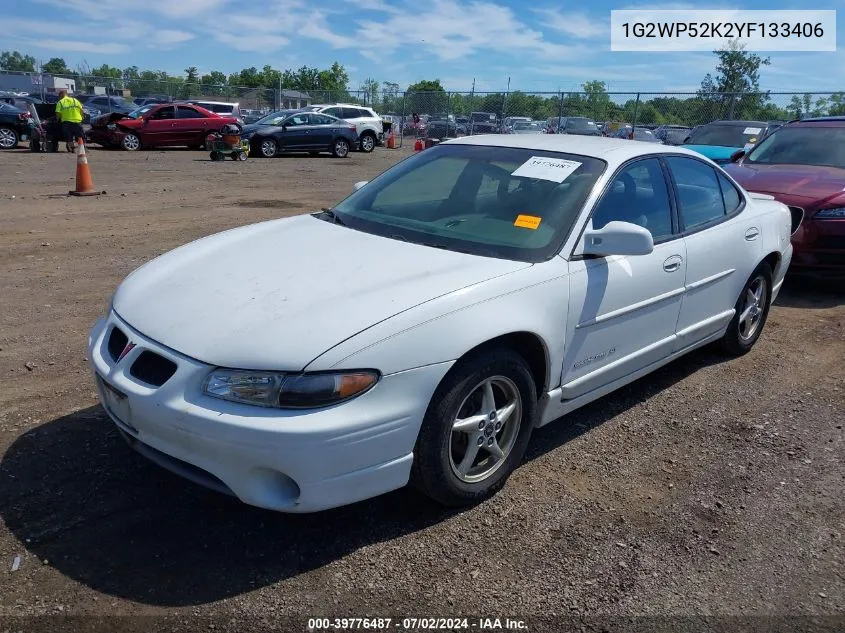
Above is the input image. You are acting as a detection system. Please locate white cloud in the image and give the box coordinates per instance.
[344,0,402,13]
[30,39,131,54]
[535,9,607,39]
[151,30,195,46]
[352,0,590,61]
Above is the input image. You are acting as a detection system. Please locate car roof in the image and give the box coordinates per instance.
[790,116,845,126]
[187,100,238,106]
[706,120,768,126]
[443,134,706,162]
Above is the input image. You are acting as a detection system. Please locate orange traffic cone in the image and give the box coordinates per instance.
[414,138,423,152]
[69,138,103,196]
[386,128,396,149]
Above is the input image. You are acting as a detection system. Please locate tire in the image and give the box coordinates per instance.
[257,138,277,158]
[359,132,376,153]
[0,126,19,149]
[236,151,247,161]
[719,262,773,356]
[411,348,537,507]
[121,133,141,151]
[209,151,221,161]
[332,138,350,158]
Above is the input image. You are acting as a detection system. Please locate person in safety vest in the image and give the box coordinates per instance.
[55,89,84,153]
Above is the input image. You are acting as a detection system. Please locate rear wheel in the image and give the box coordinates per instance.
[209,151,222,161]
[411,349,536,506]
[332,138,350,158]
[359,132,376,153]
[236,150,247,161]
[719,263,772,356]
[0,126,19,149]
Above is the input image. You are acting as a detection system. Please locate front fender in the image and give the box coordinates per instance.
[305,262,571,388]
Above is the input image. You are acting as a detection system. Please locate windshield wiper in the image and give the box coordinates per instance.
[317,208,346,226]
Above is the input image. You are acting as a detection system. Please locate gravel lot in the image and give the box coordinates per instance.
[0,144,843,632]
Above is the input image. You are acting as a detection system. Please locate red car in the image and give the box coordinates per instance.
[724,117,845,278]
[87,103,238,151]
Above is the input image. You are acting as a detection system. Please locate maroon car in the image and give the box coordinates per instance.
[87,103,238,151]
[724,117,845,278]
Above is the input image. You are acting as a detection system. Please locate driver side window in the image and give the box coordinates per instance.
[151,107,175,120]
[285,113,309,126]
[591,158,674,241]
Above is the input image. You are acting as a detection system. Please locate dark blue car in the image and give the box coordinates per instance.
[241,110,359,158]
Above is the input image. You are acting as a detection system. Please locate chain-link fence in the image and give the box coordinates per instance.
[3,69,844,145]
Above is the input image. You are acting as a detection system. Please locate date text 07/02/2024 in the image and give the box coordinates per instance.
[307,617,529,630]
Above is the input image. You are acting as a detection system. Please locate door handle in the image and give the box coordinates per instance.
[745,227,760,241]
[663,255,683,272]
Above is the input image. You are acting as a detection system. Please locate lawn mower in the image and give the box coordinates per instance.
[209,123,248,161]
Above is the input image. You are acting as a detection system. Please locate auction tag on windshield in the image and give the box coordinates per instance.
[514,214,542,229]
[743,127,762,135]
[511,156,582,183]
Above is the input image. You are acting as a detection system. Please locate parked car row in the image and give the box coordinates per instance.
[0,98,379,159]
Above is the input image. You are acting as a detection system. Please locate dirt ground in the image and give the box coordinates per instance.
[0,144,843,633]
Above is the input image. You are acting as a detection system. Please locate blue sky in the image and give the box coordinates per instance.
[5,0,844,93]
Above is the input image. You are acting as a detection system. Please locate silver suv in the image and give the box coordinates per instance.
[305,104,383,152]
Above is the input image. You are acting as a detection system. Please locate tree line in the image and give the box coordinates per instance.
[2,44,843,125]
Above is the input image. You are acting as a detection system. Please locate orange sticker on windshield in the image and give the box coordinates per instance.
[514,214,542,229]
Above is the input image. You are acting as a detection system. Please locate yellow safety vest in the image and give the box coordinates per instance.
[56,96,83,123]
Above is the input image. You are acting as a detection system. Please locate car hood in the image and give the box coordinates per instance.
[725,162,845,203]
[240,123,280,136]
[92,112,136,128]
[112,214,531,370]
[682,144,739,161]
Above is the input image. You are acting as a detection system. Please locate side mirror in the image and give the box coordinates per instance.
[582,221,654,257]
[353,181,368,191]
[730,149,745,163]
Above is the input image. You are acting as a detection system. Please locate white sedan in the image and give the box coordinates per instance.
[88,135,793,512]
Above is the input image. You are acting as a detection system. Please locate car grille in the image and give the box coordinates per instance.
[107,326,128,361]
[815,235,845,250]
[788,206,804,235]
[130,351,177,387]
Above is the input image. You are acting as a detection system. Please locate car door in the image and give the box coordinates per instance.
[174,105,209,145]
[665,156,762,350]
[307,113,335,148]
[141,106,176,145]
[562,157,687,400]
[278,112,310,150]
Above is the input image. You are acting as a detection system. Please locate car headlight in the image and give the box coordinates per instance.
[815,207,845,219]
[203,369,379,409]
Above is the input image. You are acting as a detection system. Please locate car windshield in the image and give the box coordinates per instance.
[745,126,845,169]
[256,111,292,125]
[330,144,606,262]
[687,123,764,147]
[514,121,537,129]
[634,129,656,139]
[566,118,597,130]
[665,128,690,142]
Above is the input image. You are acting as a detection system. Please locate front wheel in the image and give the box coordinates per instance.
[719,262,773,356]
[121,133,141,151]
[332,138,350,158]
[411,349,536,507]
[257,138,277,158]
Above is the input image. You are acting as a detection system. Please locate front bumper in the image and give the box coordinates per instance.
[86,126,125,146]
[791,219,845,277]
[88,311,453,512]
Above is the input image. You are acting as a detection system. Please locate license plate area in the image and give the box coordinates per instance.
[96,373,136,433]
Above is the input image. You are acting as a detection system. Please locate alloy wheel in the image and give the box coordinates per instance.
[738,274,768,341]
[449,376,522,483]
